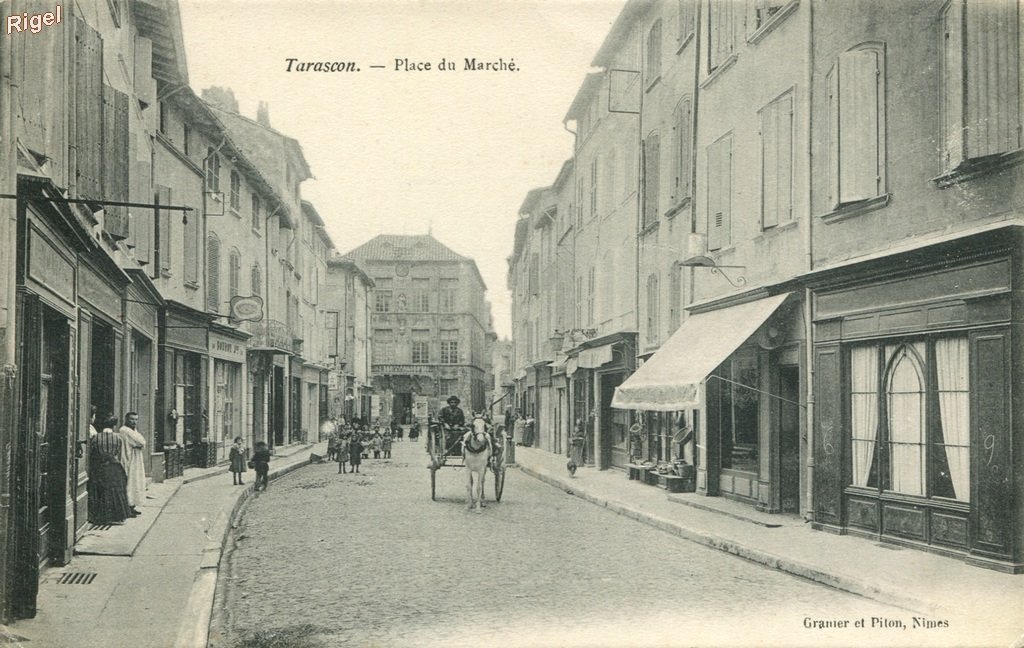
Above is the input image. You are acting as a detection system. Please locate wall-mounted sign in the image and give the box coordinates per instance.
[230,295,264,322]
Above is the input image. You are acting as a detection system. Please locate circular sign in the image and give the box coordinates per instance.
[396,263,410,277]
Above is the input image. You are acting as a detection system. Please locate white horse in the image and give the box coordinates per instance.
[462,414,492,512]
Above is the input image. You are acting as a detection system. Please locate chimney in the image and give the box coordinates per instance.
[257,101,271,128]
[201,86,238,113]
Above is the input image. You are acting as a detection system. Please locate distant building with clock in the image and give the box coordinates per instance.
[340,234,494,423]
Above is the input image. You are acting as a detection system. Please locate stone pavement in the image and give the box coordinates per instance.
[513,446,1024,647]
[2,440,1020,648]
[0,441,324,648]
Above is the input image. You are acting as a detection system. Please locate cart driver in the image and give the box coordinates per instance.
[439,395,466,430]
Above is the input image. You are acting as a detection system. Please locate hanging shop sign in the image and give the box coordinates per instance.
[229,295,264,322]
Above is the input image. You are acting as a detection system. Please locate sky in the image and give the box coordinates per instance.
[178,0,628,339]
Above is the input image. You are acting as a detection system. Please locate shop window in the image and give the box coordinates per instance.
[847,338,970,501]
[713,350,759,473]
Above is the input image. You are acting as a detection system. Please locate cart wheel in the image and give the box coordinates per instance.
[430,463,437,501]
[494,465,505,502]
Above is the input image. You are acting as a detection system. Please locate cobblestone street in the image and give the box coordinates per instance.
[210,441,952,648]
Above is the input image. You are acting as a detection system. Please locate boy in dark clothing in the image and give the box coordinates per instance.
[251,441,271,491]
[347,434,364,473]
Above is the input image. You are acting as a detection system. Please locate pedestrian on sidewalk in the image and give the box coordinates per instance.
[229,436,247,485]
[88,414,132,525]
[347,433,364,474]
[118,411,147,517]
[251,441,271,491]
[381,429,393,459]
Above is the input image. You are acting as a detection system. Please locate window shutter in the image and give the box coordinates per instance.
[184,204,198,284]
[827,66,840,207]
[838,49,880,203]
[761,100,780,229]
[707,139,723,250]
[156,185,172,276]
[643,133,660,227]
[230,252,240,298]
[707,135,731,250]
[777,95,793,223]
[207,236,220,311]
[942,0,966,170]
[74,18,104,201]
[102,85,130,239]
[965,0,1020,159]
[129,132,152,265]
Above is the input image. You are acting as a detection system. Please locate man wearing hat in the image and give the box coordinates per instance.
[439,395,466,429]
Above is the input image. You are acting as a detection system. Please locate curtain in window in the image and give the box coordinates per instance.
[887,346,925,496]
[850,346,878,487]
[936,337,970,501]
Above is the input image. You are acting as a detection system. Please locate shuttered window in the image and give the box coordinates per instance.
[827,45,885,208]
[207,235,221,311]
[642,132,660,228]
[74,18,104,201]
[206,148,220,192]
[229,250,241,298]
[646,274,660,345]
[184,202,198,284]
[251,194,261,231]
[708,0,736,73]
[102,85,130,239]
[760,91,794,229]
[251,264,262,298]
[678,0,695,44]
[229,171,241,212]
[589,157,599,219]
[155,185,172,278]
[706,133,733,251]
[673,96,693,205]
[941,0,1021,171]
[646,19,663,85]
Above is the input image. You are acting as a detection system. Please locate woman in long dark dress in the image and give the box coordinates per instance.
[88,415,132,525]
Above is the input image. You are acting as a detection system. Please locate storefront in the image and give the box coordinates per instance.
[159,302,211,469]
[613,293,803,513]
[124,269,160,479]
[568,332,637,470]
[807,227,1024,572]
[210,327,247,463]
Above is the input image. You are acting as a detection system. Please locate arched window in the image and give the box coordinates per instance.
[206,234,221,311]
[885,344,926,496]
[251,263,262,298]
[229,249,241,298]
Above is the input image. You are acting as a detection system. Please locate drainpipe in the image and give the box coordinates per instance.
[803,0,816,521]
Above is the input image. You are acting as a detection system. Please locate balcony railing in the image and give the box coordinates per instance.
[248,319,293,353]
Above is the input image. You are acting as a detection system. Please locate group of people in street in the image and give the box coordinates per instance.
[87,408,147,526]
[322,417,399,475]
[228,438,271,490]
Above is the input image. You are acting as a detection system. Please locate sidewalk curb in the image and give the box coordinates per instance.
[515,463,945,618]
[173,449,319,648]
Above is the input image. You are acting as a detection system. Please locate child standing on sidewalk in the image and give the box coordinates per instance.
[229,436,247,485]
[381,430,393,459]
[251,441,271,491]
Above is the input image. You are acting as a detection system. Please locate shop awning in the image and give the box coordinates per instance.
[578,343,614,369]
[612,293,791,411]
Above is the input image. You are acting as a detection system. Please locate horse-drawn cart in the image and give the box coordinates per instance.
[427,416,506,505]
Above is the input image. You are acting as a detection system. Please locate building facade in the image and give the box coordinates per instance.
[511,0,1024,571]
[343,234,493,422]
[323,255,374,423]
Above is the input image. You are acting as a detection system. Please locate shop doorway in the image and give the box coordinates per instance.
[273,367,285,447]
[779,365,801,513]
[600,373,625,470]
[394,392,413,425]
[38,311,69,567]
